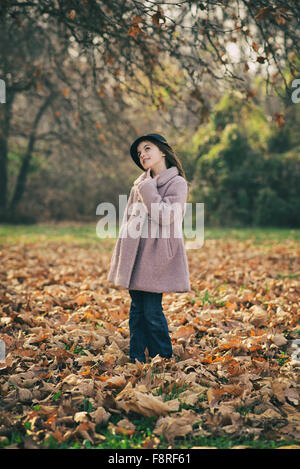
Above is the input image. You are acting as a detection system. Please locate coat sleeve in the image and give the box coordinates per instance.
[136,176,187,226]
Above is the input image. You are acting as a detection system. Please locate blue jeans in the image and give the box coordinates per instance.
[129,290,172,363]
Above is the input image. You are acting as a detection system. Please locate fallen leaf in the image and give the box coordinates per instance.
[109,418,136,436]
[115,382,179,417]
[74,411,89,423]
[154,409,200,443]
[90,407,111,425]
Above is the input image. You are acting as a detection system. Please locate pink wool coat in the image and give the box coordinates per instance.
[107,166,191,293]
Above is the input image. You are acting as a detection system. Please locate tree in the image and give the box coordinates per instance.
[0,8,138,221]
[188,88,300,227]
[1,1,298,96]
[0,1,299,221]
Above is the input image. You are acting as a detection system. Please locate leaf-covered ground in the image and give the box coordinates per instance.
[0,236,299,449]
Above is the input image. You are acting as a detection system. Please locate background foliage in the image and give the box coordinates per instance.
[0,1,299,226]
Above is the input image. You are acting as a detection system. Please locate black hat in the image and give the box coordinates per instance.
[130,133,172,170]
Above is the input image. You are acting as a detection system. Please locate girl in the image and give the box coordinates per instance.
[107,133,191,363]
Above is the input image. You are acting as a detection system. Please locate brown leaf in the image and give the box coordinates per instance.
[256,56,267,64]
[68,10,76,20]
[76,421,95,443]
[75,294,88,306]
[248,305,268,327]
[18,388,33,403]
[128,24,144,39]
[90,407,111,425]
[271,379,286,403]
[255,7,271,22]
[115,382,179,417]
[273,112,285,127]
[74,411,89,423]
[154,409,200,443]
[131,15,144,25]
[109,418,136,436]
[152,7,166,28]
[104,375,127,389]
[270,333,287,347]
[173,325,195,340]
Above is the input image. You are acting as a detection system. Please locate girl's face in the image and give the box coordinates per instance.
[137,140,166,172]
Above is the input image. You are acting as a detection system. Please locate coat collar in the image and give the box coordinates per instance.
[133,166,179,187]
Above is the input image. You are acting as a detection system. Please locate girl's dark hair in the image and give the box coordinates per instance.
[151,139,190,200]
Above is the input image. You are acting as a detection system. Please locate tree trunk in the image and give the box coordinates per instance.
[9,93,54,217]
[0,93,14,221]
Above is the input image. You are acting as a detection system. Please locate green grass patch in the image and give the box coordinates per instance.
[0,222,115,250]
[202,227,300,243]
[0,223,299,247]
